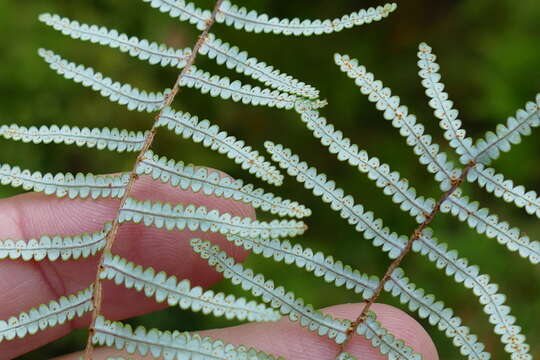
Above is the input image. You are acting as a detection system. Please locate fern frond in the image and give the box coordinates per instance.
[40,14,318,100]
[227,234,487,359]
[39,13,191,68]
[156,107,284,186]
[119,197,306,239]
[226,235,378,299]
[265,141,408,259]
[296,105,435,223]
[0,223,110,262]
[294,104,540,263]
[38,49,170,113]
[0,286,93,343]
[93,316,279,359]
[264,142,530,357]
[39,45,323,111]
[417,43,476,165]
[100,252,280,322]
[201,34,319,99]
[0,163,129,199]
[468,164,540,219]
[179,65,322,110]
[0,124,148,153]
[143,0,397,36]
[335,53,459,191]
[387,269,490,360]
[414,231,531,358]
[356,311,422,360]
[140,0,212,31]
[136,150,310,218]
[190,238,350,344]
[442,192,540,264]
[473,94,540,164]
[216,2,397,36]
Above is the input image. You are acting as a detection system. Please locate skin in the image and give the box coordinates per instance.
[0,174,439,360]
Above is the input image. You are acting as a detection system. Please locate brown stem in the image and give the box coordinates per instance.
[82,1,224,358]
[338,161,475,355]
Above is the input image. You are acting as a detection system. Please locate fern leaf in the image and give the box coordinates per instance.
[265,141,408,259]
[265,142,530,357]
[43,55,313,111]
[468,164,540,219]
[40,14,318,100]
[143,0,397,36]
[0,286,93,343]
[295,104,539,263]
[442,192,539,264]
[356,311,422,360]
[39,13,191,68]
[216,2,397,36]
[296,105,435,223]
[229,233,493,360]
[201,34,319,99]
[335,53,459,191]
[38,49,170,113]
[226,235,378,299]
[0,124,148,153]
[473,94,540,164]
[417,43,476,165]
[137,150,310,218]
[0,163,129,199]
[227,234,488,359]
[100,252,280,322]
[340,44,540,254]
[190,238,351,344]
[179,65,323,110]
[93,316,279,359]
[0,223,110,261]
[414,231,531,358]
[140,0,212,31]
[387,269,490,360]
[119,197,306,239]
[156,107,284,186]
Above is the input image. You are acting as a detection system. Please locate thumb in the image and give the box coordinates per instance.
[55,303,438,360]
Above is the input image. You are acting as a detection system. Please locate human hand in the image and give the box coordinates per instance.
[0,174,438,359]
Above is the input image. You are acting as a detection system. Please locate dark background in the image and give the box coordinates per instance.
[1,0,539,358]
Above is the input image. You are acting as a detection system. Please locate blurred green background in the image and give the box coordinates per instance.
[1,0,539,358]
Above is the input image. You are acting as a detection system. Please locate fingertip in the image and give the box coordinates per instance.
[326,303,439,360]
[199,302,438,360]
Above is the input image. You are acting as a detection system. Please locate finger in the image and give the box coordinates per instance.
[55,303,439,360]
[0,173,255,358]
